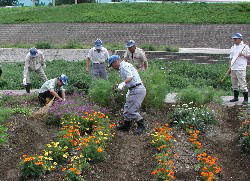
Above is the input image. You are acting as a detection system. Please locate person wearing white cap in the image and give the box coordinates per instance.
[229,33,250,105]
[108,55,146,135]
[23,48,47,93]
[124,40,148,71]
[85,39,109,80]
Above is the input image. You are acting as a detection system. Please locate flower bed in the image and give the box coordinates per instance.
[151,123,176,180]
[20,111,115,180]
[187,128,221,181]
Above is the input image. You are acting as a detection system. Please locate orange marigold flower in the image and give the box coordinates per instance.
[62,167,66,172]
[75,169,81,175]
[34,161,44,166]
[97,147,103,152]
[69,167,77,172]
[151,170,158,175]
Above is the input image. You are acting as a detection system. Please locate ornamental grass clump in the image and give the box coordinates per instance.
[151,124,175,180]
[177,86,222,106]
[169,103,217,131]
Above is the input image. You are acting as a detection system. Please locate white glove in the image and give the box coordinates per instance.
[117,82,126,91]
[42,64,46,69]
[23,78,27,85]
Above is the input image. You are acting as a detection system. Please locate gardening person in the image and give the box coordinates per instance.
[108,55,146,135]
[38,74,68,106]
[124,40,148,71]
[85,39,109,80]
[229,33,250,105]
[23,48,47,93]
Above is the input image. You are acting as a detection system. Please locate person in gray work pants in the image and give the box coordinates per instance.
[85,39,109,80]
[108,55,146,135]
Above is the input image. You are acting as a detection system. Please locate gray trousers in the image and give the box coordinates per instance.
[26,67,47,84]
[231,70,248,92]
[123,85,146,122]
[91,63,108,80]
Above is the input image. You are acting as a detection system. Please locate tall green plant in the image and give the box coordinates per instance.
[141,64,169,110]
[88,79,113,106]
[177,86,223,106]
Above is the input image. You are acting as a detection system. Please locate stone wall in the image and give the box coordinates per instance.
[0,23,249,48]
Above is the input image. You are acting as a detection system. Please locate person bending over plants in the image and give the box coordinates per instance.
[38,74,68,106]
[108,55,146,135]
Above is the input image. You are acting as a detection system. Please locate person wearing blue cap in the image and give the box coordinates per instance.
[229,33,250,105]
[124,40,148,71]
[38,74,68,105]
[108,55,146,135]
[85,39,109,80]
[23,48,47,93]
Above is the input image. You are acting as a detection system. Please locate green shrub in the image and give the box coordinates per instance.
[141,64,169,110]
[88,79,113,106]
[177,86,223,106]
[63,40,82,49]
[0,108,13,144]
[35,41,51,49]
[169,103,217,131]
[239,123,250,153]
[141,44,156,51]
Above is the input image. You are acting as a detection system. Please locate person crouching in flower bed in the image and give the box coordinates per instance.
[38,74,68,106]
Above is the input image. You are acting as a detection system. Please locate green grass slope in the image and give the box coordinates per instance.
[0,3,249,24]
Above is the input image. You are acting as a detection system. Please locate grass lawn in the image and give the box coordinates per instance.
[0,3,249,24]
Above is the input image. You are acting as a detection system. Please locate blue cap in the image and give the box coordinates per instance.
[231,33,242,39]
[59,74,69,85]
[126,40,135,48]
[95,39,103,49]
[29,48,38,57]
[108,55,120,67]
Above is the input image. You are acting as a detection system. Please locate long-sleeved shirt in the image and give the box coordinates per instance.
[39,78,64,94]
[230,42,250,70]
[124,47,148,70]
[23,50,45,78]
[119,61,142,89]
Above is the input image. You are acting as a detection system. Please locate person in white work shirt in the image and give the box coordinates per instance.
[23,48,47,93]
[85,39,109,80]
[38,74,68,106]
[108,55,146,135]
[229,33,250,105]
[124,40,148,71]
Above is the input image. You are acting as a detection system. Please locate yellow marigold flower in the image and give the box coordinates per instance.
[53,162,57,166]
[75,170,81,175]
[47,144,52,148]
[63,153,69,158]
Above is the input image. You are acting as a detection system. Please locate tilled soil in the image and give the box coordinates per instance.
[0,103,250,181]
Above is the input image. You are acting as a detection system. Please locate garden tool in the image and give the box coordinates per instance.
[220,44,247,83]
[32,97,55,119]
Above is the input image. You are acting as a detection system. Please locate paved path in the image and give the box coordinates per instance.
[0,24,249,49]
[164,93,249,107]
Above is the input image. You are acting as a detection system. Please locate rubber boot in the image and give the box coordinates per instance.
[25,83,31,94]
[242,92,248,105]
[230,90,239,102]
[117,121,131,131]
[134,119,145,135]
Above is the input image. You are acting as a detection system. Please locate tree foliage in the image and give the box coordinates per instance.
[0,0,18,6]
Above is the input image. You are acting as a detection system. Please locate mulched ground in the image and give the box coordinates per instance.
[0,98,249,181]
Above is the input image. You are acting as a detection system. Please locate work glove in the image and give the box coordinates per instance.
[42,64,46,69]
[117,82,126,91]
[23,78,27,86]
